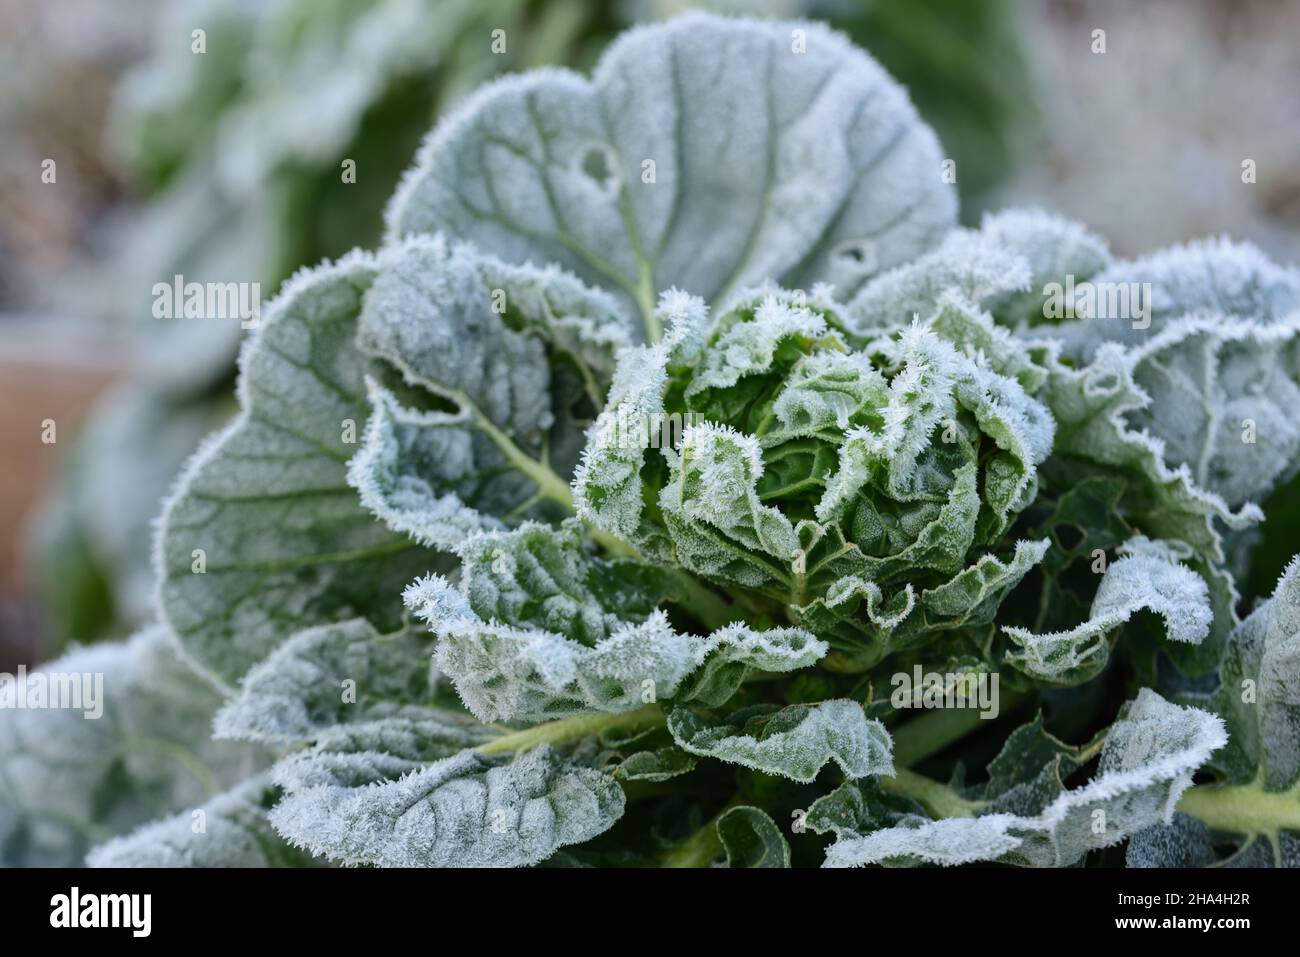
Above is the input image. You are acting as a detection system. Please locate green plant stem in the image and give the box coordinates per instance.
[818,683,1024,827]
[475,705,664,757]
[660,796,743,868]
[588,526,638,558]
[637,267,661,343]
[669,571,743,631]
[890,687,1029,767]
[123,737,218,796]
[458,390,743,631]
[1178,782,1300,835]
[462,407,679,580]
[466,400,576,510]
[881,768,986,818]
[874,694,1031,820]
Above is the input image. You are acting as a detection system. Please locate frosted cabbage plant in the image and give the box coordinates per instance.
[6,13,1300,869]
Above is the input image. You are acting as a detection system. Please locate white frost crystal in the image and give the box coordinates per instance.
[824,691,1225,867]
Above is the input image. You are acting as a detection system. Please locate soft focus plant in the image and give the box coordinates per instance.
[4,13,1300,868]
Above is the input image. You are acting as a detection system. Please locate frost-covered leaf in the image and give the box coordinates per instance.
[580,287,847,582]
[796,537,1048,662]
[273,714,499,797]
[840,212,1292,639]
[818,320,1054,548]
[920,539,1051,624]
[1033,339,1260,676]
[156,253,440,684]
[661,422,801,588]
[404,520,824,722]
[824,690,1225,867]
[349,383,510,547]
[921,293,1050,392]
[766,349,890,441]
[668,700,893,783]
[1039,343,1260,568]
[825,814,1024,868]
[685,290,836,398]
[611,747,696,783]
[1123,313,1300,508]
[805,778,926,840]
[1036,237,1300,361]
[672,623,829,709]
[1172,556,1300,865]
[845,229,1029,333]
[387,12,955,330]
[977,713,1092,816]
[1107,237,1300,325]
[1125,813,1215,868]
[0,627,263,867]
[977,208,1113,324]
[86,775,314,868]
[577,288,1053,662]
[1029,340,1253,676]
[573,289,711,551]
[349,236,634,548]
[214,619,436,744]
[845,207,1110,332]
[1005,537,1212,684]
[716,806,790,868]
[270,741,623,868]
[159,235,630,686]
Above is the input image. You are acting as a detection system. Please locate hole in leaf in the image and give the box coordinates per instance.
[578,144,620,194]
[832,239,878,273]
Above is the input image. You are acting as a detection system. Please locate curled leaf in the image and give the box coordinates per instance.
[405,522,825,722]
[668,699,893,783]
[348,235,634,548]
[824,690,1225,867]
[1123,313,1300,508]
[717,806,791,868]
[1005,537,1212,683]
